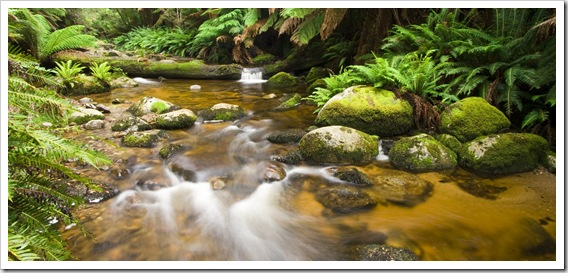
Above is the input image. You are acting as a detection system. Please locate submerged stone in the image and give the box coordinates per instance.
[315,184,378,212]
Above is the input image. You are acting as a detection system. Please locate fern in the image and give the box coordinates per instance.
[89,61,112,83]
[40,25,98,61]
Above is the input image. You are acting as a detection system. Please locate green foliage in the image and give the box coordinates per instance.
[113,26,196,57]
[150,101,169,114]
[40,25,98,61]
[8,50,111,261]
[89,61,112,83]
[51,60,84,88]
[304,69,360,112]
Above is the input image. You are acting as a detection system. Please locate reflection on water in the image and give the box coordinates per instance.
[63,78,556,262]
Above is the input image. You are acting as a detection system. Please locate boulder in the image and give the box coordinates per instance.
[315,184,378,212]
[440,97,511,142]
[329,166,373,186]
[371,171,433,206]
[199,103,245,121]
[121,129,167,148]
[434,133,462,155]
[262,161,287,182]
[84,119,105,130]
[307,78,327,93]
[543,151,556,174]
[159,143,187,159]
[275,93,302,110]
[389,134,458,172]
[266,128,307,144]
[60,74,109,96]
[266,72,298,88]
[155,109,197,130]
[459,133,550,175]
[299,126,378,165]
[110,76,139,89]
[315,86,414,137]
[305,67,329,86]
[69,108,105,125]
[111,116,152,132]
[127,96,181,117]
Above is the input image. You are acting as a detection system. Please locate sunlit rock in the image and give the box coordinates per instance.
[299,125,378,164]
[266,71,298,88]
[440,97,510,142]
[111,116,152,132]
[121,129,167,148]
[389,133,457,172]
[84,119,105,130]
[199,103,245,121]
[459,133,551,175]
[127,96,181,116]
[315,86,414,137]
[156,109,197,130]
[69,108,105,125]
[110,76,139,89]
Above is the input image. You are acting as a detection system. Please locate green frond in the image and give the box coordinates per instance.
[290,11,325,45]
[40,25,98,60]
[280,8,317,19]
[522,109,549,129]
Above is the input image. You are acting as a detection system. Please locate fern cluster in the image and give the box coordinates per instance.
[8,50,112,261]
[113,26,196,57]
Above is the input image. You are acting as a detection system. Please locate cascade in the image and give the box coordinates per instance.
[376,139,389,161]
[239,67,267,83]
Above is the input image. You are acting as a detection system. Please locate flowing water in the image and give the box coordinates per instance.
[61,78,557,262]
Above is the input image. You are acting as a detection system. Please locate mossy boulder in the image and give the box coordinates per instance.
[440,97,511,142]
[315,86,414,137]
[305,67,329,86]
[122,129,167,148]
[298,125,378,165]
[266,72,298,88]
[127,96,181,117]
[155,109,197,130]
[199,103,245,121]
[159,143,186,159]
[275,93,302,110]
[60,75,109,96]
[252,53,278,65]
[110,76,139,89]
[111,116,152,132]
[69,108,105,125]
[434,134,462,155]
[459,133,550,175]
[308,78,326,93]
[389,134,458,172]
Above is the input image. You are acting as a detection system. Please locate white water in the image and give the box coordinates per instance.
[239,67,267,84]
[133,77,161,84]
[376,139,389,161]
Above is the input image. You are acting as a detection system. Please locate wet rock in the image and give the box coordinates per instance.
[96,104,111,113]
[109,167,130,180]
[156,109,197,130]
[135,179,165,191]
[78,97,93,104]
[159,143,187,159]
[209,176,226,190]
[267,128,307,144]
[122,130,166,148]
[435,133,462,155]
[84,119,105,130]
[262,93,276,99]
[330,166,373,186]
[274,93,302,110]
[168,163,196,181]
[266,72,298,88]
[199,103,245,121]
[189,84,201,90]
[542,151,555,174]
[315,86,414,137]
[372,171,433,206]
[111,116,152,132]
[112,98,129,104]
[299,126,378,165]
[66,180,120,204]
[305,67,330,86]
[455,178,506,199]
[127,96,181,116]
[459,133,550,175]
[389,134,458,172]
[315,184,378,212]
[352,244,420,261]
[59,74,109,96]
[272,148,303,165]
[440,97,511,142]
[69,108,105,125]
[262,161,286,182]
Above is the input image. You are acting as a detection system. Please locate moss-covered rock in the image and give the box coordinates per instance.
[440,97,511,142]
[459,133,550,175]
[266,128,307,144]
[435,134,462,155]
[389,134,458,172]
[299,125,379,165]
[266,72,298,88]
[315,86,414,137]
[111,116,152,132]
[199,103,245,121]
[252,53,278,65]
[122,130,167,148]
[69,108,105,125]
[330,166,374,186]
[109,76,139,89]
[60,74,109,96]
[305,67,329,86]
[275,93,302,110]
[127,96,181,117]
[307,78,326,93]
[155,109,197,130]
[159,143,186,159]
[543,151,556,174]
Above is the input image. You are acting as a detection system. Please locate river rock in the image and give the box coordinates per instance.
[261,161,287,182]
[352,244,420,261]
[111,116,152,132]
[60,74,109,96]
[209,176,227,190]
[315,184,378,212]
[435,133,462,155]
[121,129,167,148]
[69,108,105,125]
[329,166,373,186]
[440,97,511,142]
[156,109,197,130]
[272,147,303,165]
[127,96,181,116]
[189,84,201,90]
[315,86,414,137]
[275,93,302,110]
[459,133,550,175]
[78,97,92,104]
[159,143,187,159]
[266,72,298,88]
[371,171,433,206]
[96,104,111,113]
[199,103,245,121]
[299,126,378,165]
[168,163,196,181]
[84,119,105,130]
[543,151,555,174]
[267,128,307,144]
[389,134,458,172]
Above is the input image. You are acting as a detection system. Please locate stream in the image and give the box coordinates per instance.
[60,78,557,262]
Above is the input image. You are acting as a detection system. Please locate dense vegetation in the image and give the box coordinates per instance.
[7,7,556,261]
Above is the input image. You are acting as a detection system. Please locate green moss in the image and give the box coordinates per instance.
[390,134,457,172]
[440,97,511,142]
[156,111,197,129]
[252,53,277,65]
[315,87,414,137]
[459,133,549,175]
[275,93,302,110]
[308,78,326,93]
[159,144,184,159]
[305,67,329,85]
[266,72,298,88]
[111,117,152,132]
[200,104,245,121]
[435,134,462,155]
[150,101,169,114]
[122,132,158,148]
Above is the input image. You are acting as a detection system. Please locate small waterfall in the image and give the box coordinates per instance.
[239,67,267,83]
[376,139,389,161]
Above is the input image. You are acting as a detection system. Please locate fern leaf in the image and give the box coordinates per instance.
[40,25,97,60]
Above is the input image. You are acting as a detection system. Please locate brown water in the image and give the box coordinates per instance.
[61,78,557,262]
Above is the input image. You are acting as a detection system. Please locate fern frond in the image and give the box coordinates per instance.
[290,11,325,45]
[40,25,98,61]
[319,8,347,40]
